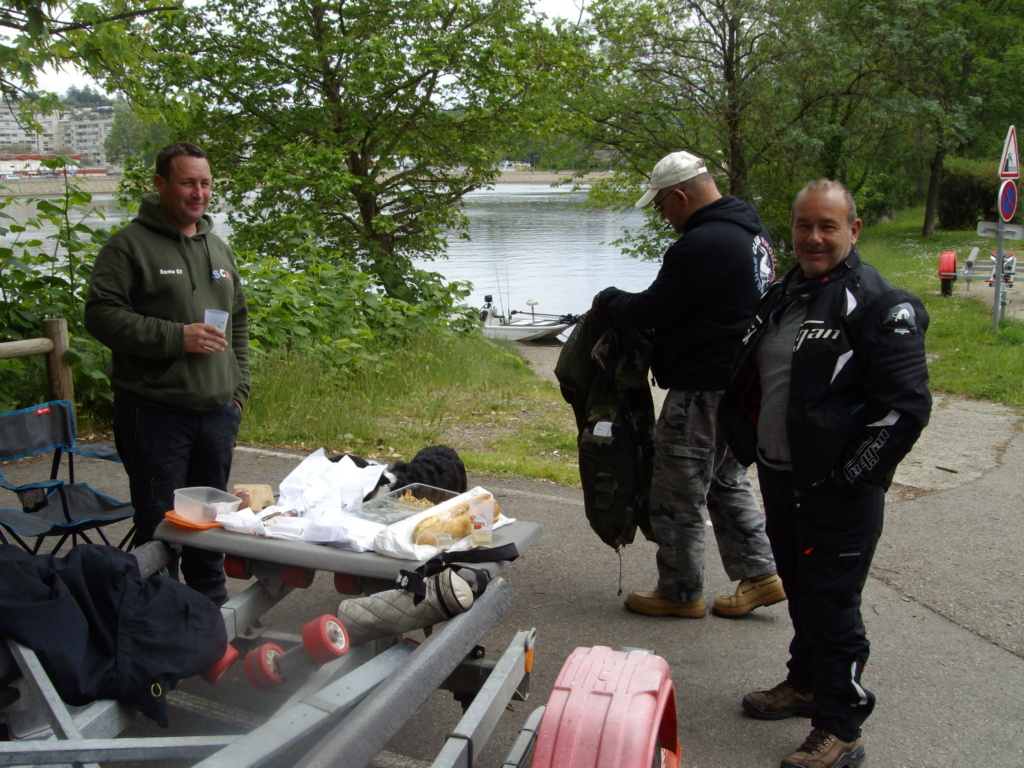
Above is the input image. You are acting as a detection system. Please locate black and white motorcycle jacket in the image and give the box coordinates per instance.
[720,249,932,494]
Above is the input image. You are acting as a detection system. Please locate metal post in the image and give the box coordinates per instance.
[42,318,74,402]
[992,225,1002,329]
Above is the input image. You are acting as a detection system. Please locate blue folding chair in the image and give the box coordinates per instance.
[0,400,134,553]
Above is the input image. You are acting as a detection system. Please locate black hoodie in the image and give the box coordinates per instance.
[601,195,776,391]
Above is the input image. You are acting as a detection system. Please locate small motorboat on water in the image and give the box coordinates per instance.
[479,296,580,343]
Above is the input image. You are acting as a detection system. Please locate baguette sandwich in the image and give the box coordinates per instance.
[412,492,501,541]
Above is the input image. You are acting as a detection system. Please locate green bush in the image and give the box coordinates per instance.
[855,172,921,226]
[937,158,1000,230]
[0,158,117,416]
[1,158,479,419]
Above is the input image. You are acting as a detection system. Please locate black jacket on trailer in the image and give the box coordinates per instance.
[0,544,226,727]
[720,249,932,494]
[555,311,656,549]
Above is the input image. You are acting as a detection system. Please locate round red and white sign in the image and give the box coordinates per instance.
[1000,179,1017,223]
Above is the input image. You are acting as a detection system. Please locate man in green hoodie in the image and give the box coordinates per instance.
[85,142,250,605]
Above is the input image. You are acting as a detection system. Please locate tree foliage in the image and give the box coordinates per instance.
[103,103,169,166]
[936,157,1002,229]
[135,0,580,304]
[0,0,179,109]
[62,84,112,107]
[576,0,1024,249]
[582,0,809,197]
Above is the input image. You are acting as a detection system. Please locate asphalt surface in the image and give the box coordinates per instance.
[1,380,1022,767]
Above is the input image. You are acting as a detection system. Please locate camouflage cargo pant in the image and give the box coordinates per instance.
[650,389,775,602]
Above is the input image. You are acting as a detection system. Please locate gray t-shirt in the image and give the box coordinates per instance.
[753,299,807,470]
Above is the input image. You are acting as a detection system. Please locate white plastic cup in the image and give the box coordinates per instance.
[416,531,454,551]
[204,309,229,331]
[470,497,494,546]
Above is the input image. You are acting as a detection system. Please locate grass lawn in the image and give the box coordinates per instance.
[238,206,1024,483]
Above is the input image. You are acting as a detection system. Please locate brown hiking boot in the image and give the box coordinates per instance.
[712,573,787,617]
[624,589,706,618]
[743,681,813,720]
[780,727,865,768]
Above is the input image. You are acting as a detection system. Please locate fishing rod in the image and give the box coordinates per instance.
[509,309,581,323]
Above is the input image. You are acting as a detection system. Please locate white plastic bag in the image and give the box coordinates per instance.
[301,511,384,551]
[277,449,386,515]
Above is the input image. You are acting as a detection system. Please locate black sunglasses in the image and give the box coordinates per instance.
[653,190,674,213]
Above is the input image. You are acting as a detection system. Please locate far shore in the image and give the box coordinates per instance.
[0,170,614,198]
[492,170,614,184]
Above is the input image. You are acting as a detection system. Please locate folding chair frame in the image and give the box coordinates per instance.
[0,400,134,554]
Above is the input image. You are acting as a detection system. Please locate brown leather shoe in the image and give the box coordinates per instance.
[742,680,813,720]
[624,589,706,618]
[712,574,786,617]
[780,727,865,768]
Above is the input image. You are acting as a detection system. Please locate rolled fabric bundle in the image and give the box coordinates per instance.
[336,568,475,645]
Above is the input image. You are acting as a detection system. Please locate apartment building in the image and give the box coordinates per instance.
[59,113,113,167]
[0,105,113,167]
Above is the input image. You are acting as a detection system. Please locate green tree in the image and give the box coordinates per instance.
[103,104,169,166]
[812,0,1024,235]
[134,0,579,305]
[583,0,805,199]
[63,84,112,107]
[574,0,875,246]
[0,0,179,109]
[908,0,1024,235]
[574,0,1024,249]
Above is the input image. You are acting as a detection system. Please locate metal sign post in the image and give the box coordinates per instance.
[990,127,1020,329]
[974,219,1021,329]
[994,220,1005,328]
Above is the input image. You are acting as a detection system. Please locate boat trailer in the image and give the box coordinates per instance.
[0,520,681,768]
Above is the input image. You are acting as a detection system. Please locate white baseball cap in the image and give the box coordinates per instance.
[635,151,708,208]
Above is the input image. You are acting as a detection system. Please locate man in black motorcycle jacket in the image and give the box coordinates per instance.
[719,180,931,768]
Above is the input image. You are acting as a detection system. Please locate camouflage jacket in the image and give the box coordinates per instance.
[555,311,656,549]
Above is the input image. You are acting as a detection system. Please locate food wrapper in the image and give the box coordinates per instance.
[276,448,386,515]
[371,486,513,560]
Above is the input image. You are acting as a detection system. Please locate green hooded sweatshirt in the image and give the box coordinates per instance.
[85,193,250,413]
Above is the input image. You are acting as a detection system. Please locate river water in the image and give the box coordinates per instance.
[424,183,661,317]
[11,184,663,318]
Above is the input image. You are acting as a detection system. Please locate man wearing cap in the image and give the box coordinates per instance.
[594,151,783,619]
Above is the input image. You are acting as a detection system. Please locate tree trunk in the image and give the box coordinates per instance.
[722,12,747,197]
[922,146,946,238]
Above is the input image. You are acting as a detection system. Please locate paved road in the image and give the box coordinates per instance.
[1,387,1021,767]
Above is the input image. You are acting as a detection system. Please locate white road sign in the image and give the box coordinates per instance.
[1000,125,1019,179]
[977,220,1023,239]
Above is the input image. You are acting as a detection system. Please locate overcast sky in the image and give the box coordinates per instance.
[35,0,589,95]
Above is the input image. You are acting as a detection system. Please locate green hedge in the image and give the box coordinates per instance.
[937,158,1002,230]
